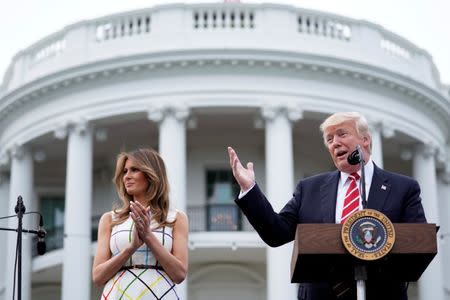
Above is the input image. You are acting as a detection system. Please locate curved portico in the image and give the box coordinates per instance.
[0,3,449,300]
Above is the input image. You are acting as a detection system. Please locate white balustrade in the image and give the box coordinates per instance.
[0,3,440,95]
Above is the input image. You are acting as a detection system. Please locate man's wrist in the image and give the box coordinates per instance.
[238,182,256,199]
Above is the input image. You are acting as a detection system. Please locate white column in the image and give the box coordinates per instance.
[262,105,301,300]
[368,120,395,168]
[0,171,10,299]
[148,106,188,213]
[368,121,383,168]
[413,144,444,300]
[61,122,93,300]
[438,165,450,295]
[5,146,34,300]
[148,105,188,299]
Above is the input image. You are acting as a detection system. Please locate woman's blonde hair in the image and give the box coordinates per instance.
[111,148,173,227]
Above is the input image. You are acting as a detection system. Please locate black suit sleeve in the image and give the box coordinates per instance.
[235,183,300,247]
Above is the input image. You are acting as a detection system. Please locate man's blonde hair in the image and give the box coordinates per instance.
[319,112,372,152]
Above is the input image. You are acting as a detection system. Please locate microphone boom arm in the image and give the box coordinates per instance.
[356,145,367,209]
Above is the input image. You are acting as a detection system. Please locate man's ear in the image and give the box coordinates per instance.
[363,134,371,147]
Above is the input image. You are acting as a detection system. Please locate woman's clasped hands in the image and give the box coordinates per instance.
[129,201,152,248]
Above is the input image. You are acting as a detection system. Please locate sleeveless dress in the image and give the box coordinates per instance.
[101,209,180,300]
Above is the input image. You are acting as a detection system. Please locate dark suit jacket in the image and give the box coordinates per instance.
[235,165,426,300]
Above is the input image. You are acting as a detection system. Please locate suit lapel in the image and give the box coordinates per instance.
[367,165,391,211]
[320,171,340,223]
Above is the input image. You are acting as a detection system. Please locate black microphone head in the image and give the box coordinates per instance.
[15,195,26,214]
[347,149,361,165]
[37,240,46,255]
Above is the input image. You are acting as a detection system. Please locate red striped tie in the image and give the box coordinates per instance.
[341,172,360,223]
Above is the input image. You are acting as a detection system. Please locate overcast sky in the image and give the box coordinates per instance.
[1,0,449,85]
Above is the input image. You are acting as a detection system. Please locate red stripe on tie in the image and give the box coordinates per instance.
[341,173,360,223]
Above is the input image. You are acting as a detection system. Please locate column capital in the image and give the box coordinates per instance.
[70,119,91,135]
[381,124,395,138]
[54,123,68,139]
[367,119,395,138]
[414,142,437,159]
[147,104,190,123]
[9,144,29,160]
[261,104,303,123]
[54,119,91,139]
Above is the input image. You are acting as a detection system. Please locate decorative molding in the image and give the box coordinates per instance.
[261,104,303,123]
[54,123,69,140]
[368,119,395,139]
[70,119,90,135]
[1,54,448,128]
[147,104,190,124]
[53,119,91,139]
[0,55,447,157]
[381,124,395,139]
[10,144,26,160]
[415,142,437,159]
[367,119,382,133]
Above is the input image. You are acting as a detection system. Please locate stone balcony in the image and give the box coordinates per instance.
[0,2,444,95]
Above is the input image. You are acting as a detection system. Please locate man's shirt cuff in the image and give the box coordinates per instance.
[238,182,256,199]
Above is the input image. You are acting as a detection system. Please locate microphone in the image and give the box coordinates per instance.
[347,145,363,165]
[37,215,46,255]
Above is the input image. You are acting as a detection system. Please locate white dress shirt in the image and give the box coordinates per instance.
[335,160,374,223]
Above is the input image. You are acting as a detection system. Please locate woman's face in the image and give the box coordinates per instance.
[123,158,149,198]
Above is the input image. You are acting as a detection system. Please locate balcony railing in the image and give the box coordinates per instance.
[188,203,253,232]
[1,3,441,95]
[32,204,253,256]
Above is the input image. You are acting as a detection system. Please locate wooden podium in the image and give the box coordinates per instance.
[290,223,438,283]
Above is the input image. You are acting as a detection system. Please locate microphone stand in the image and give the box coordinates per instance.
[355,145,367,300]
[0,196,45,300]
[357,144,367,209]
[16,196,24,300]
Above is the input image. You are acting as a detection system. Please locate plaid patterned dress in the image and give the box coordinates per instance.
[101,209,180,300]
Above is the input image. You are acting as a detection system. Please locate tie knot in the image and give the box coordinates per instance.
[349,172,360,181]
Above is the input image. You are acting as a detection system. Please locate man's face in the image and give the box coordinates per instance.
[323,121,371,173]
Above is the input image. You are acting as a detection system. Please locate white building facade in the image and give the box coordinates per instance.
[0,2,449,300]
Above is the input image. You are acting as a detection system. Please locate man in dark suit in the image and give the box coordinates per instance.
[228,112,426,300]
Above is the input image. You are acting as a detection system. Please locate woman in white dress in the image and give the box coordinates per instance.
[93,148,188,299]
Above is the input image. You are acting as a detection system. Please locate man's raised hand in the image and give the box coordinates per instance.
[227,146,255,192]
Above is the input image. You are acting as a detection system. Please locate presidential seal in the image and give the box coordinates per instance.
[341,209,395,261]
